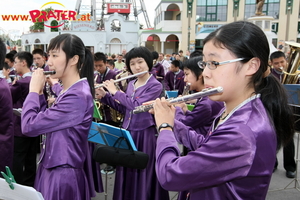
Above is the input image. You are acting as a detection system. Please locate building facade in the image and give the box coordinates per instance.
[21,0,300,54]
[139,0,300,53]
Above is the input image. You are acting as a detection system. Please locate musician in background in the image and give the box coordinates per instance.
[2,62,13,83]
[107,59,120,73]
[151,51,165,83]
[31,48,49,71]
[269,51,296,178]
[10,51,38,187]
[152,21,294,199]
[5,52,16,78]
[94,52,120,127]
[96,46,169,200]
[21,34,98,200]
[0,38,14,173]
[164,60,185,95]
[158,52,170,75]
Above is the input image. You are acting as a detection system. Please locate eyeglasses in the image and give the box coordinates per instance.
[198,58,245,70]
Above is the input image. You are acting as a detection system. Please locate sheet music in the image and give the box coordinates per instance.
[0,178,44,200]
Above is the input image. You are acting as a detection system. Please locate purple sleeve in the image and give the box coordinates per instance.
[21,92,88,137]
[101,92,127,114]
[175,101,212,128]
[156,125,255,191]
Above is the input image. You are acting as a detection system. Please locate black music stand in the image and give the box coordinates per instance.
[88,122,137,200]
[278,84,300,191]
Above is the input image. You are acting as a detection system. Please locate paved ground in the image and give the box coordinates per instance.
[92,135,300,200]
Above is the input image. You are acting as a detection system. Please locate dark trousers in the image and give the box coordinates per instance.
[275,138,296,172]
[12,136,38,187]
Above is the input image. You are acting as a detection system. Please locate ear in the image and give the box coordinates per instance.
[245,57,260,76]
[70,55,79,66]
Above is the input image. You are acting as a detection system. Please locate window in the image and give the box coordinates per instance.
[196,0,227,22]
[244,0,280,19]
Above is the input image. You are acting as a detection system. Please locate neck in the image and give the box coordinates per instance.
[61,72,80,92]
[136,73,150,85]
[21,68,31,76]
[224,89,255,114]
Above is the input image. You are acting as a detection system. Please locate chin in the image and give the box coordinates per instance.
[208,94,222,102]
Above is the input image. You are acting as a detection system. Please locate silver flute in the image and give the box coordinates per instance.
[133,86,223,114]
[95,71,148,89]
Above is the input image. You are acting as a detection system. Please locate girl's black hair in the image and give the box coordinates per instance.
[204,21,294,149]
[125,46,153,74]
[47,34,94,97]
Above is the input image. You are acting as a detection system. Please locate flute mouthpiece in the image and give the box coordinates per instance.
[43,71,56,75]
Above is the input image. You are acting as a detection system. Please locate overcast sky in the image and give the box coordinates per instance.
[0,0,160,38]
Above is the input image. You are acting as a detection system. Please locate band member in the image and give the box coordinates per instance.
[2,62,13,83]
[165,60,185,95]
[151,51,165,83]
[152,21,294,199]
[10,51,38,187]
[0,38,14,173]
[31,48,49,71]
[96,46,170,200]
[270,51,296,178]
[94,52,120,126]
[5,52,16,80]
[21,34,98,200]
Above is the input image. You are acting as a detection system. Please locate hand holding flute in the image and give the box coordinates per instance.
[30,68,56,95]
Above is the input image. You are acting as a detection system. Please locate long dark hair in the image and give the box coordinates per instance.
[204,21,294,148]
[47,34,94,97]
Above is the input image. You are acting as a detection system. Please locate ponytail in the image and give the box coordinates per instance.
[256,74,294,149]
[80,48,95,97]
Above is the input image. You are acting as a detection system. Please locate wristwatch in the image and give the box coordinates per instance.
[158,123,173,132]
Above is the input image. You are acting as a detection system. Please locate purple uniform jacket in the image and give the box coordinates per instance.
[270,68,283,82]
[94,68,117,84]
[21,79,96,198]
[175,96,224,135]
[156,95,277,200]
[151,62,165,83]
[10,75,31,137]
[165,70,185,95]
[0,78,14,172]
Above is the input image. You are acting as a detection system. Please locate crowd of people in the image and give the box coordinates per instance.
[0,20,297,200]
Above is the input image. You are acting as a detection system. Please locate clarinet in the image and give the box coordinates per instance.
[132,87,223,114]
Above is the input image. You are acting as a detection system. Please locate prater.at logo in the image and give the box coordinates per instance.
[29,2,90,28]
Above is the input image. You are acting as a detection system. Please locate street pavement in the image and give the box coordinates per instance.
[92,134,300,200]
